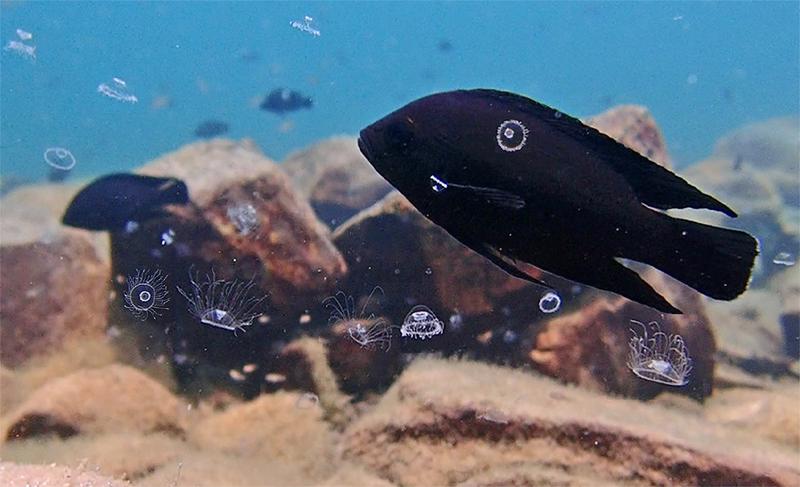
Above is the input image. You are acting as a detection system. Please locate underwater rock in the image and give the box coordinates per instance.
[0,185,111,368]
[683,117,799,285]
[2,364,185,441]
[282,136,394,228]
[0,462,128,487]
[705,288,797,379]
[584,104,671,167]
[134,138,346,306]
[528,267,716,400]
[109,139,346,395]
[189,391,336,480]
[706,384,800,450]
[342,358,799,487]
[332,191,546,340]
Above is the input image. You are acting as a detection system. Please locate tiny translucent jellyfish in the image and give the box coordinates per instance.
[43,147,76,171]
[226,203,258,236]
[178,269,266,335]
[4,40,36,60]
[123,268,170,320]
[290,15,321,37]
[496,119,529,152]
[538,291,561,314]
[772,251,796,267]
[627,320,692,386]
[296,392,319,409]
[97,77,138,103]
[401,305,444,339]
[16,29,33,41]
[324,286,392,350]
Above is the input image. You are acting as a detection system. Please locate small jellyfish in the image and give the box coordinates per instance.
[178,268,266,335]
[226,203,258,236]
[324,286,392,350]
[15,29,33,41]
[627,320,692,386]
[123,268,170,320]
[290,15,321,37]
[496,119,529,152]
[4,40,36,60]
[296,392,319,409]
[161,228,176,246]
[538,291,561,314]
[97,77,138,103]
[772,251,796,267]
[43,147,76,171]
[401,305,444,339]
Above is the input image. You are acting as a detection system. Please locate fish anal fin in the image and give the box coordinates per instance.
[481,244,550,288]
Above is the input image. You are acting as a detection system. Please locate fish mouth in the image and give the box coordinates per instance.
[357,130,374,161]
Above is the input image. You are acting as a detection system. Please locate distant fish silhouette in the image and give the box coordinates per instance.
[62,173,189,231]
[259,88,312,115]
[194,120,229,139]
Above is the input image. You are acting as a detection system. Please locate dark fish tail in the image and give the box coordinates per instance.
[635,211,758,301]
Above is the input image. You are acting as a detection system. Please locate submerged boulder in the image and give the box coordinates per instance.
[282,136,393,228]
[0,184,110,368]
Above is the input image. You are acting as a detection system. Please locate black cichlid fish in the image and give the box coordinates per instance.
[358,89,758,314]
[259,88,313,115]
[62,173,189,231]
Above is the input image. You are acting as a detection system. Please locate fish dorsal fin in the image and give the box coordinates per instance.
[472,89,737,217]
[430,175,525,209]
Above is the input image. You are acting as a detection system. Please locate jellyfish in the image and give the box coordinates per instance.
[627,320,692,386]
[123,268,170,320]
[400,305,444,339]
[178,268,265,335]
[496,119,529,152]
[324,286,392,350]
[43,147,76,171]
[97,77,138,103]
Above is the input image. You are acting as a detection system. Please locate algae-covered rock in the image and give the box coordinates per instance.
[528,267,716,400]
[584,104,671,167]
[342,358,799,486]
[0,461,129,487]
[282,136,393,228]
[2,364,185,441]
[190,391,336,480]
[0,185,111,369]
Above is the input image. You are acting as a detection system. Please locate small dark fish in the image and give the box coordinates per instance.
[259,88,312,115]
[358,89,758,314]
[194,120,229,139]
[62,173,189,231]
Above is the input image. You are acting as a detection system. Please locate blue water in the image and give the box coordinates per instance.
[1,1,798,181]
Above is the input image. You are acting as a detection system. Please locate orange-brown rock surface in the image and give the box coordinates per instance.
[282,136,393,228]
[342,358,799,486]
[0,184,111,368]
[0,462,129,487]
[2,364,184,441]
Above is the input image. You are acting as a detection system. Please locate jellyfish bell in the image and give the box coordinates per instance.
[627,320,692,387]
[123,268,170,320]
[178,268,265,335]
[400,305,444,339]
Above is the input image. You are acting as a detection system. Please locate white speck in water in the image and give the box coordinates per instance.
[425,267,432,275]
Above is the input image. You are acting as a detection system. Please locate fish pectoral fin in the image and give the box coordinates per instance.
[431,175,525,209]
[480,244,549,288]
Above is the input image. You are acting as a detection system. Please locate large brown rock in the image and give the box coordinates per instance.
[584,104,671,167]
[682,117,799,285]
[342,358,799,486]
[0,184,111,368]
[528,267,716,400]
[2,364,185,441]
[106,139,347,396]
[282,136,393,228]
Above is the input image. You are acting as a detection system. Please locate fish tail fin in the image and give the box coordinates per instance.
[638,212,759,301]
